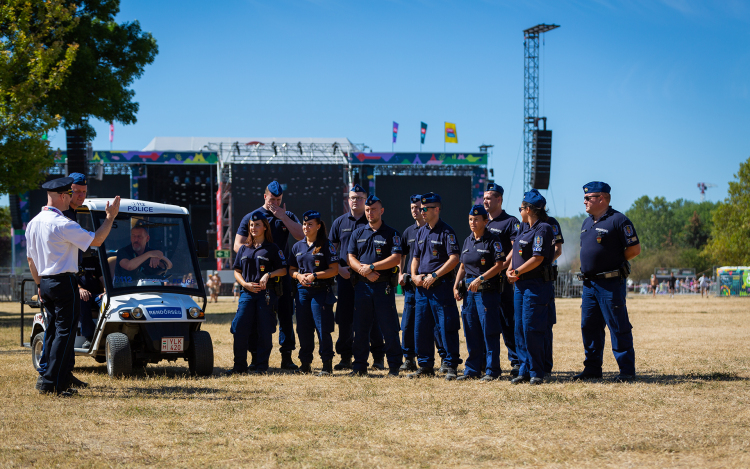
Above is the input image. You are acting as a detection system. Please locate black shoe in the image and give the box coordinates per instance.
[407,367,435,379]
[224,368,247,376]
[456,374,478,381]
[81,340,92,349]
[347,370,368,377]
[35,376,45,391]
[444,368,458,381]
[530,377,544,385]
[249,368,268,375]
[280,351,299,371]
[334,356,352,370]
[479,374,496,382]
[400,358,418,372]
[571,371,603,381]
[510,364,520,377]
[511,375,531,384]
[438,359,449,374]
[611,374,635,383]
[68,374,89,389]
[370,356,385,370]
[299,362,312,373]
[317,360,333,377]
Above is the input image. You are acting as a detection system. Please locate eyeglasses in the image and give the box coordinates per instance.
[420,206,438,212]
[518,206,528,213]
[349,196,365,202]
[584,195,602,202]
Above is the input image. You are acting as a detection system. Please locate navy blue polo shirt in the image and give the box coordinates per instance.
[400,222,422,260]
[488,210,520,256]
[412,219,460,275]
[518,216,564,244]
[237,206,300,256]
[511,220,555,271]
[289,239,339,274]
[580,207,639,275]
[329,211,368,266]
[233,241,286,283]
[460,231,505,278]
[347,223,402,270]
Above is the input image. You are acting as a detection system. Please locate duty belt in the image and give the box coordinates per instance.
[577,270,622,281]
[465,277,502,292]
[516,268,546,281]
[41,272,76,279]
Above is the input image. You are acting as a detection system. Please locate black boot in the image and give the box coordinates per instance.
[299,362,312,373]
[371,356,385,370]
[280,351,299,370]
[334,356,352,370]
[438,358,449,374]
[400,358,418,372]
[317,360,333,377]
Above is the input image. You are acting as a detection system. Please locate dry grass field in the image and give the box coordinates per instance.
[1,294,748,468]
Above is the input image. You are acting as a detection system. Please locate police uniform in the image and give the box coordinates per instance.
[515,216,564,374]
[26,177,95,394]
[289,211,338,372]
[328,184,385,368]
[458,205,505,379]
[231,211,287,373]
[411,192,462,377]
[511,189,555,384]
[347,195,403,375]
[237,181,299,366]
[484,183,521,373]
[576,182,638,381]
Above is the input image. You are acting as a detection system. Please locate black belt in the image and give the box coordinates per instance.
[41,272,76,279]
[517,268,545,281]
[465,277,501,292]
[417,273,455,286]
[578,270,622,281]
[299,279,334,289]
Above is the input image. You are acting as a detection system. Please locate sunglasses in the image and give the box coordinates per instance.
[420,206,438,212]
[62,190,73,196]
[584,195,602,202]
[518,206,528,213]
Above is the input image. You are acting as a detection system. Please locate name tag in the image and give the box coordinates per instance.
[357,239,367,243]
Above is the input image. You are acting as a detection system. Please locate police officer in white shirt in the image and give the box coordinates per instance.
[26,177,120,396]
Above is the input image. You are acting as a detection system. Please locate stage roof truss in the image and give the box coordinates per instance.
[206,141,360,165]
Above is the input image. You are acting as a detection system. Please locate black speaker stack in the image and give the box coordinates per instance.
[531,129,552,190]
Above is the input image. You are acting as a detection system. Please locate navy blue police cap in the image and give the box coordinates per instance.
[582,181,611,194]
[42,177,74,193]
[469,204,488,216]
[302,210,321,222]
[409,194,421,204]
[267,181,283,196]
[68,172,87,186]
[350,184,366,194]
[421,192,441,204]
[365,195,382,206]
[486,183,504,196]
[523,189,546,208]
[250,210,268,222]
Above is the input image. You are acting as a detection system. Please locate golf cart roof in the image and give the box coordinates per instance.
[82,198,188,215]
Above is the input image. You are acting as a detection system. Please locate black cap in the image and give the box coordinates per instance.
[42,177,73,193]
[365,195,382,206]
[409,194,421,204]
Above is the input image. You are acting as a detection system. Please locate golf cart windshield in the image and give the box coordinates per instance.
[93,212,202,294]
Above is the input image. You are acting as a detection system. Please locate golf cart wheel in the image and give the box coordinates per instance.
[94,355,106,364]
[31,332,44,370]
[106,333,132,377]
[188,330,214,376]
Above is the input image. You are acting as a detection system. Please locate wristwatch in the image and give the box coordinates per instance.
[313,272,318,280]
[369,264,375,271]
[479,275,485,281]
[431,272,438,279]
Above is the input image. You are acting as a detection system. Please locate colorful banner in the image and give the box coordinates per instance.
[350,152,486,165]
[393,122,399,143]
[717,266,750,296]
[52,150,219,164]
[109,122,114,143]
[445,122,458,143]
[420,122,427,144]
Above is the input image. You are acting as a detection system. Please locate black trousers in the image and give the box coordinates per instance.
[39,274,80,392]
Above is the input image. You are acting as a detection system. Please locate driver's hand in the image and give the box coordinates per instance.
[163,257,173,269]
[79,288,90,301]
[149,257,160,268]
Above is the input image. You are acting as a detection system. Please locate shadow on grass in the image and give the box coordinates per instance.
[546,370,747,384]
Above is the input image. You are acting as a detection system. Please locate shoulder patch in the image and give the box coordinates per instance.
[447,234,456,245]
[624,225,634,237]
[514,223,520,231]
[393,235,401,246]
[329,240,337,255]
[552,225,559,235]
[533,235,542,249]
[278,250,285,260]
[494,242,502,252]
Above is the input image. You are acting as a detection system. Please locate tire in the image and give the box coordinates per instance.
[106,333,132,377]
[31,332,44,370]
[188,330,214,376]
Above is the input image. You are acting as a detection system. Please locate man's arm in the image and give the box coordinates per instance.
[553,244,563,261]
[90,197,120,247]
[119,250,163,271]
[28,258,40,285]
[269,204,304,241]
[233,234,247,253]
[624,244,640,261]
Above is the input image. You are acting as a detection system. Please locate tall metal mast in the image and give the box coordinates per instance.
[524,23,559,192]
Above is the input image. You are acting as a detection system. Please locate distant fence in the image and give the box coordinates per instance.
[0,274,34,302]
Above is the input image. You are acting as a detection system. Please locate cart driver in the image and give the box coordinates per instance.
[114,222,173,286]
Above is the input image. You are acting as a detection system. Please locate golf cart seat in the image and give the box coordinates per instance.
[108,256,117,278]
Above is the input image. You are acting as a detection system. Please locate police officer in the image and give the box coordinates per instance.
[506,189,554,385]
[573,182,640,383]
[483,183,521,376]
[329,184,385,370]
[26,178,120,395]
[409,192,462,380]
[234,181,303,370]
[347,195,403,377]
[398,195,424,371]
[453,205,505,381]
[289,211,339,376]
[230,211,288,374]
[514,213,564,374]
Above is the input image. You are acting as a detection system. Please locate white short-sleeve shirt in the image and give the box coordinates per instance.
[26,206,95,276]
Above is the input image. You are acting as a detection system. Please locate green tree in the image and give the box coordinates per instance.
[0,206,9,267]
[0,0,78,194]
[41,0,158,140]
[703,156,750,265]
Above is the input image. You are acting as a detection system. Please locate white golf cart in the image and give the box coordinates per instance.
[21,198,214,377]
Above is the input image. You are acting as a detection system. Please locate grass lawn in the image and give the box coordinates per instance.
[0,294,748,468]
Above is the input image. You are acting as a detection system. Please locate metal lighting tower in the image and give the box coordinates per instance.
[524,23,559,192]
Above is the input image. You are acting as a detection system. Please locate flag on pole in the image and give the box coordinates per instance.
[392,122,399,143]
[420,122,427,144]
[109,122,114,143]
[445,122,458,143]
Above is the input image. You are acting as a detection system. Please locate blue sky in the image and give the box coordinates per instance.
[7,0,749,217]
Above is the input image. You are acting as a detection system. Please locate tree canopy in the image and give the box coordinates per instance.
[703,156,750,265]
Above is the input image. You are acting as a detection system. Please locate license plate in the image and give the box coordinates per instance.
[161,337,183,352]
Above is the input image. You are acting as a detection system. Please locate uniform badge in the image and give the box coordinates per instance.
[448,234,456,245]
[481,257,486,266]
[393,235,401,246]
[282,226,288,231]
[376,247,382,255]
[260,265,266,272]
[514,223,520,231]
[596,236,602,244]
[624,225,634,237]
[278,250,285,260]
[315,259,320,267]
[329,241,336,255]
[533,235,542,249]
[432,248,438,257]
[552,225,559,235]
[493,242,502,252]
